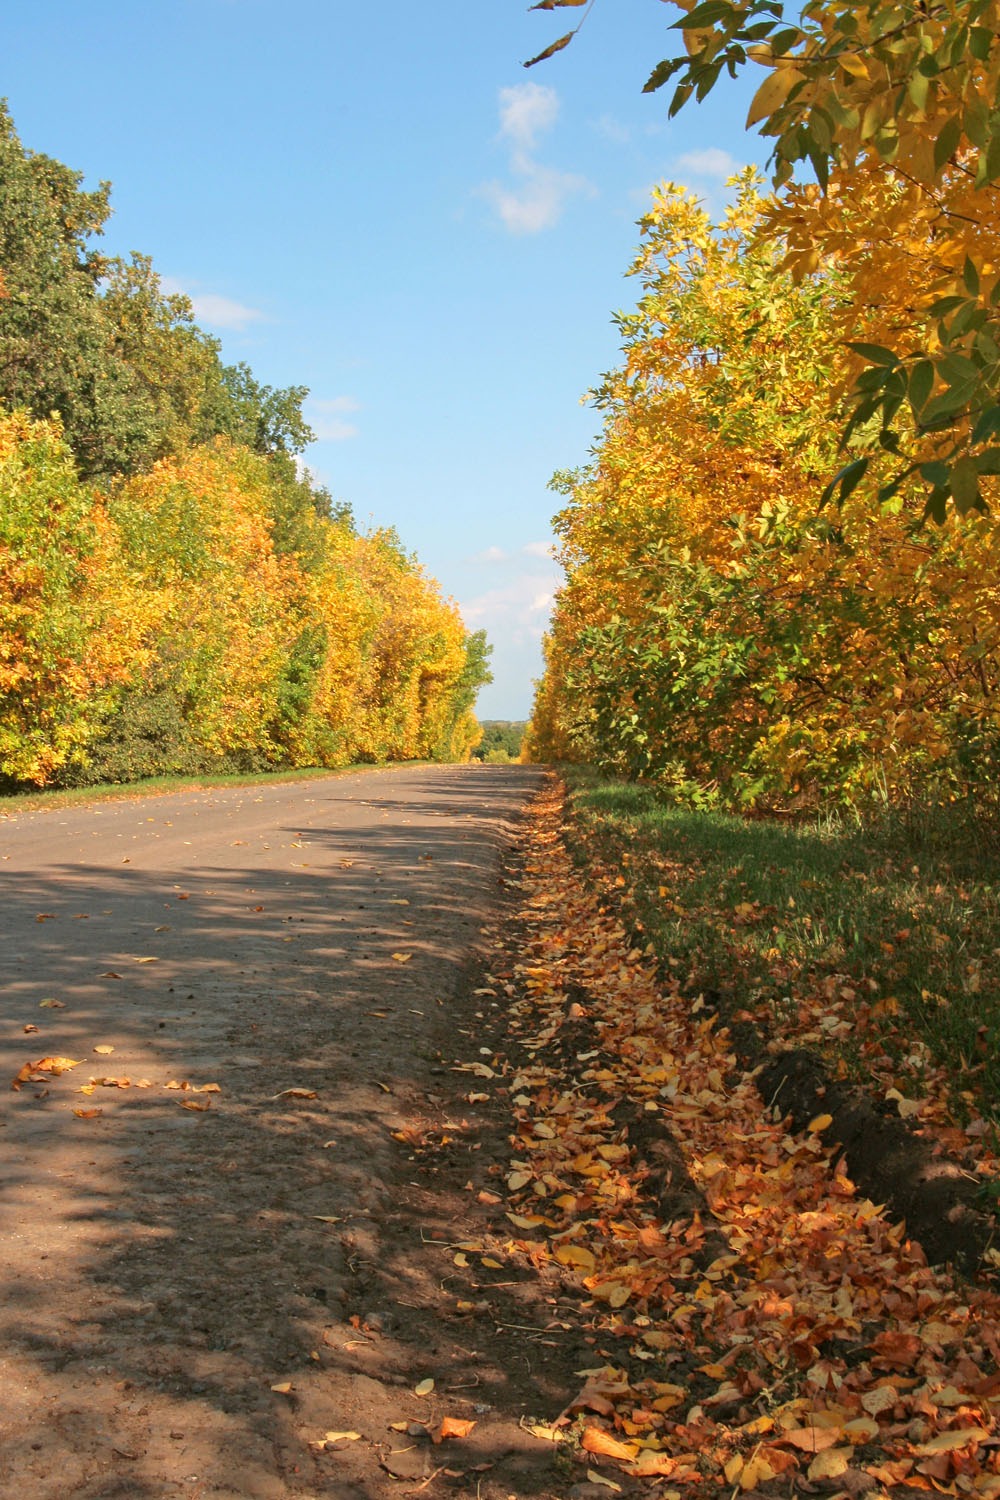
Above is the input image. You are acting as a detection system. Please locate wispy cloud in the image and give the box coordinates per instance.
[470,545,510,564]
[460,567,561,644]
[160,277,267,332]
[498,82,558,151]
[482,83,593,235]
[308,395,361,442]
[522,540,554,559]
[675,147,743,180]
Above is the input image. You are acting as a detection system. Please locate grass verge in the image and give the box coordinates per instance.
[560,767,1000,1132]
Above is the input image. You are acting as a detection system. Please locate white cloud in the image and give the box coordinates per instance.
[460,567,562,643]
[308,395,361,443]
[482,83,593,235]
[498,82,559,151]
[483,160,592,235]
[675,147,742,179]
[470,545,509,564]
[522,540,554,559]
[160,277,267,332]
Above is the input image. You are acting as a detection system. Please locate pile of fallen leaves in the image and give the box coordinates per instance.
[477,780,1000,1496]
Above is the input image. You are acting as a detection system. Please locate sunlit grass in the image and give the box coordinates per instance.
[562,769,1000,1126]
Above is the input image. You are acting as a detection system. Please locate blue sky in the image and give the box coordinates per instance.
[6,1,757,718]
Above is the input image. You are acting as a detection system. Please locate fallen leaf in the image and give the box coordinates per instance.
[271,1088,318,1100]
[312,1215,342,1224]
[725,1452,777,1490]
[39,999,64,1009]
[581,1427,636,1461]
[435,1417,476,1442]
[180,1099,211,1111]
[35,913,56,922]
[555,1244,597,1274]
[806,1447,852,1481]
[94,1045,115,1055]
[391,952,413,963]
[323,1430,362,1444]
[134,957,158,964]
[98,972,121,979]
[270,1382,293,1394]
[915,1428,990,1454]
[779,1426,843,1453]
[807,1112,833,1133]
[73,1107,103,1119]
[12,1056,81,1089]
[585,1471,622,1492]
[414,1378,435,1397]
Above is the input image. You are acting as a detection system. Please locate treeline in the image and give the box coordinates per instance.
[525,174,1000,812]
[470,721,525,763]
[0,104,488,787]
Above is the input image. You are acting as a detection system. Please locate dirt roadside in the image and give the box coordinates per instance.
[0,763,588,1500]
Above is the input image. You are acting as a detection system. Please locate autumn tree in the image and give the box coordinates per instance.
[527,179,1000,808]
[527,0,1000,518]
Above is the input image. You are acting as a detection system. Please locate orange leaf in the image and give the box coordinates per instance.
[435,1417,476,1442]
[581,1427,636,1461]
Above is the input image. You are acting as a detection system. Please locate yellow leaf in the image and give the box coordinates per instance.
[94,1045,115,1055]
[507,1170,532,1190]
[271,1087,318,1100]
[323,1430,361,1443]
[746,65,806,128]
[915,1428,990,1454]
[554,1243,597,1274]
[807,1112,833,1133]
[270,1382,293,1394]
[806,1447,852,1481]
[73,1107,103,1119]
[585,1471,622,1493]
[414,1378,435,1396]
[180,1098,211,1111]
[391,952,413,963]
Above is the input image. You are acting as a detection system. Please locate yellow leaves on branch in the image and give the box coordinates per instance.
[525,178,1000,808]
[0,417,487,785]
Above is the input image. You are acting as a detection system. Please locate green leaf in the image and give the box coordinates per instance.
[821,455,869,508]
[963,257,981,296]
[847,342,899,367]
[670,0,736,29]
[949,457,984,515]
[645,57,683,95]
[969,25,994,61]
[907,359,935,415]
[934,115,963,171]
[939,351,980,387]
[530,0,589,9]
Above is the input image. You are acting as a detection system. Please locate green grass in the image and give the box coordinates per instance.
[0,762,395,814]
[561,768,1000,1128]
